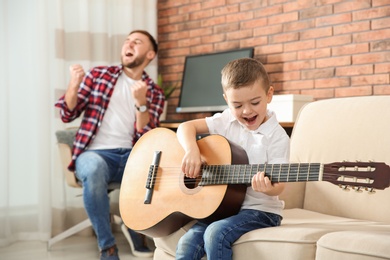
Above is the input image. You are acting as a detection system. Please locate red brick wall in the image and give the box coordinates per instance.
[157,0,390,121]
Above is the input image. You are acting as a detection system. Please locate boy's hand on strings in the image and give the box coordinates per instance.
[181,149,203,179]
[251,172,285,196]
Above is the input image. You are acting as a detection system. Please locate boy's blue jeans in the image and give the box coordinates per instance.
[176,209,282,260]
[75,148,131,251]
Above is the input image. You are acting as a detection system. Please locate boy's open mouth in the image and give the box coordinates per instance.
[244,115,257,123]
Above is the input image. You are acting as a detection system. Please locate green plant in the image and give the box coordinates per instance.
[157,74,177,99]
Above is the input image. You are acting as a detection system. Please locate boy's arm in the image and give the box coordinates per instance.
[176,119,209,178]
[251,132,290,196]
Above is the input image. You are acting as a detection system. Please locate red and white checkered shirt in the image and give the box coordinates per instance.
[55,65,164,171]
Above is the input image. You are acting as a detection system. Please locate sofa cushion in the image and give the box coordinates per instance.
[316,231,390,260]
[153,208,390,260]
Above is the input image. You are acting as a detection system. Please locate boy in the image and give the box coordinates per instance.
[175,58,290,259]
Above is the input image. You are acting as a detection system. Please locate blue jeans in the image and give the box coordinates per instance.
[75,148,131,251]
[175,209,282,260]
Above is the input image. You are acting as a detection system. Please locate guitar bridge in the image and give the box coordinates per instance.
[144,151,161,204]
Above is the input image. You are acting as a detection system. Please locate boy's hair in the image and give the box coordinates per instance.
[221,58,270,92]
[129,30,158,54]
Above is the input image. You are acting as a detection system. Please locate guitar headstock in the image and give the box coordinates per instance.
[323,161,390,192]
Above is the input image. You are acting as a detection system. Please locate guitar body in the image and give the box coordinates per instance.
[119,128,248,238]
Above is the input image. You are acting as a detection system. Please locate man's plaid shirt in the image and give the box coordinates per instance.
[55,65,165,171]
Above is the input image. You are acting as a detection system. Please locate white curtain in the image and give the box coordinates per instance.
[0,0,157,246]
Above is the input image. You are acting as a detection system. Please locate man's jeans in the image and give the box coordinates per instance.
[75,148,131,251]
[176,209,282,260]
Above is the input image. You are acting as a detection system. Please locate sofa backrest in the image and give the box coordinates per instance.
[289,96,390,223]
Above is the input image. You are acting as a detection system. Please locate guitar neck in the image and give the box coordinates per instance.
[199,163,324,186]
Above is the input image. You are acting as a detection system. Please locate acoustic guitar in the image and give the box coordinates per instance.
[119,128,390,238]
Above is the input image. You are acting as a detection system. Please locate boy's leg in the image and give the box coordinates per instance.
[176,222,208,260]
[204,209,281,260]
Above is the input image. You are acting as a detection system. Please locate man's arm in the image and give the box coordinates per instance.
[64,65,85,111]
[132,80,151,131]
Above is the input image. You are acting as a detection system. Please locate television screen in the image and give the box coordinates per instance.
[176,48,254,113]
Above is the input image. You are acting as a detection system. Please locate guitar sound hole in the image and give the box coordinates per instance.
[184,176,201,189]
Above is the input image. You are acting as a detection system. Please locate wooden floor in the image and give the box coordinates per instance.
[0,232,154,260]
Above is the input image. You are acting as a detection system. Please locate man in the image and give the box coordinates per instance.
[55,30,164,260]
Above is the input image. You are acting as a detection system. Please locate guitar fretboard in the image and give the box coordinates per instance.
[199,163,324,186]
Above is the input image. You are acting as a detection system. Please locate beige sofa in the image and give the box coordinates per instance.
[152,95,390,259]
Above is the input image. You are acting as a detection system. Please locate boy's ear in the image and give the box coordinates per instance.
[267,86,274,104]
[223,93,228,104]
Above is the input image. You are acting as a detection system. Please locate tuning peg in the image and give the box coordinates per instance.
[367,160,374,172]
[365,187,376,194]
[353,186,363,193]
[339,185,350,191]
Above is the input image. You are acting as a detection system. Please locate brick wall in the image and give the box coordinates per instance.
[157,0,390,121]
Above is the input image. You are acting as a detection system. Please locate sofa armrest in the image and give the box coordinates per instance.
[289,96,390,222]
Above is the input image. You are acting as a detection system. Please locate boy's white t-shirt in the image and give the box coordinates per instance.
[205,108,290,216]
[88,73,136,150]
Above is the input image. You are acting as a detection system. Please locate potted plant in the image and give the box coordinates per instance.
[157,74,177,120]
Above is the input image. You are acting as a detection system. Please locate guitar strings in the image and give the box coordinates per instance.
[134,163,323,186]
[130,163,373,190]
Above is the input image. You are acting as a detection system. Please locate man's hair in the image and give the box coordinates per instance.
[129,30,158,53]
[221,58,270,92]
